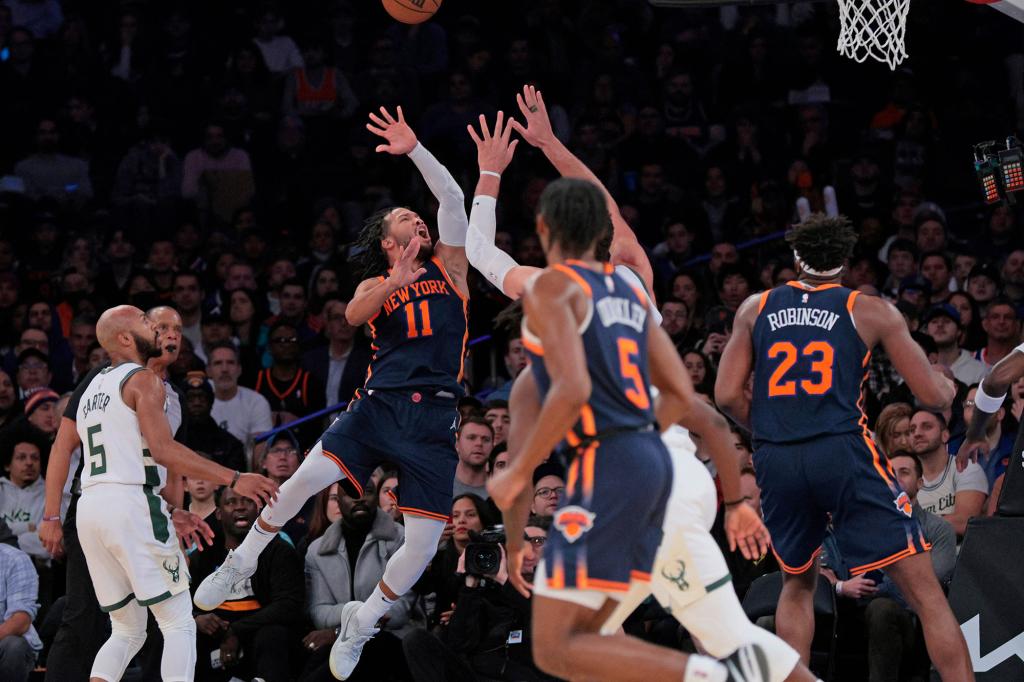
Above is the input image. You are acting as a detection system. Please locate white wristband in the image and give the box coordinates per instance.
[974,383,1007,414]
[835,581,843,596]
[480,170,501,179]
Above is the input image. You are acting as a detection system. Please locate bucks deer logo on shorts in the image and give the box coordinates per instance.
[163,556,181,584]
[894,491,913,518]
[553,506,595,544]
[660,559,690,592]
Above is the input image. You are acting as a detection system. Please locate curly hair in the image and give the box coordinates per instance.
[538,178,611,258]
[785,213,858,274]
[352,207,398,280]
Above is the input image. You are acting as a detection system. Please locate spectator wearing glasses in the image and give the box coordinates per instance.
[300,477,414,682]
[403,515,552,682]
[260,430,313,545]
[14,348,51,398]
[453,416,494,500]
[255,321,326,449]
[530,461,565,519]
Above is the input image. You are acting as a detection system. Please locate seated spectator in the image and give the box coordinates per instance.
[0,437,48,559]
[949,385,1015,491]
[282,36,358,120]
[181,122,254,225]
[966,263,1000,307]
[873,402,913,456]
[487,443,509,479]
[681,348,716,396]
[909,409,987,537]
[111,123,182,225]
[660,298,695,347]
[974,297,1021,369]
[651,218,698,285]
[190,486,305,682]
[0,540,42,682]
[920,251,954,304]
[13,117,92,206]
[378,474,402,524]
[482,399,509,447]
[300,477,413,681]
[298,482,344,557]
[403,515,551,682]
[197,314,233,366]
[185,473,218,528]
[302,299,371,411]
[453,417,494,499]
[260,431,313,546]
[252,7,303,75]
[172,271,205,352]
[0,370,18,431]
[255,320,325,447]
[530,462,565,519]
[417,494,491,629]
[180,370,247,474]
[922,304,986,387]
[208,342,273,467]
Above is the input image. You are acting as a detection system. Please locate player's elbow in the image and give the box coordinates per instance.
[345,305,367,327]
[553,375,591,412]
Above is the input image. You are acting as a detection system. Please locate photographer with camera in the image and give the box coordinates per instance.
[404,512,552,682]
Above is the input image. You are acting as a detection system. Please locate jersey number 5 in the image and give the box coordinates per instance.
[767,341,834,397]
[86,424,107,475]
[404,301,433,338]
[617,338,651,409]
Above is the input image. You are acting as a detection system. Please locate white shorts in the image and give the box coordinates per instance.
[78,483,190,612]
[601,426,730,632]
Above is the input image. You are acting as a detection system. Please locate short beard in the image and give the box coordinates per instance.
[401,238,433,261]
[132,332,163,360]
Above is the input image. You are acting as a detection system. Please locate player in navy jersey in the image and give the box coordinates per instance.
[195,107,518,680]
[716,214,973,680]
[487,176,762,682]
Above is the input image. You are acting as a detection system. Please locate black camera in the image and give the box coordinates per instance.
[464,526,506,577]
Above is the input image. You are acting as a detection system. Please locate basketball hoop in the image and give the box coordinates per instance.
[836,0,911,70]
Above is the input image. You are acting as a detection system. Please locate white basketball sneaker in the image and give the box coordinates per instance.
[193,550,254,611]
[328,601,379,680]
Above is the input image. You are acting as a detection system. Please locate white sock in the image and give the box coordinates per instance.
[684,654,728,682]
[355,585,395,630]
[232,522,275,568]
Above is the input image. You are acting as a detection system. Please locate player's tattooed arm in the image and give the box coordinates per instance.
[715,293,760,430]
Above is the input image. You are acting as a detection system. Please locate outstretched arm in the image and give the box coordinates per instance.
[368,105,468,276]
[512,85,655,297]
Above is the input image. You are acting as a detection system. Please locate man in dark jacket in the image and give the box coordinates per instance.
[301,299,372,410]
[189,486,305,682]
[180,370,247,474]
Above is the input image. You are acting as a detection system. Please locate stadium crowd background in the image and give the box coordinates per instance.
[0,0,1020,680]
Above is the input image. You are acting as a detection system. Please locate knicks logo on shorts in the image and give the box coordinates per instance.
[554,506,596,544]
[894,492,913,518]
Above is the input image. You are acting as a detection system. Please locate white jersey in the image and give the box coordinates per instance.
[76,362,166,492]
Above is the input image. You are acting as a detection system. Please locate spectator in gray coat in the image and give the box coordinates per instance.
[300,478,414,681]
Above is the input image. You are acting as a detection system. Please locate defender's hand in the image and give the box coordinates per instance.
[233,473,279,507]
[172,509,215,551]
[725,503,771,561]
[510,84,555,148]
[956,438,989,473]
[367,105,418,156]
[467,111,519,176]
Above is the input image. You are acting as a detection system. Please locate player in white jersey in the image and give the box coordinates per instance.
[72,305,278,682]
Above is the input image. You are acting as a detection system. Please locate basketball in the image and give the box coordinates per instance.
[381,0,441,24]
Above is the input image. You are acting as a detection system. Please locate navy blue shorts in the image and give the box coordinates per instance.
[753,431,929,576]
[319,389,459,521]
[543,430,671,594]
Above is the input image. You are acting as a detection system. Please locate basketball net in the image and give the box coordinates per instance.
[836,0,910,70]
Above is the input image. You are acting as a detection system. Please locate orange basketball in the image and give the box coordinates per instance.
[381,0,441,24]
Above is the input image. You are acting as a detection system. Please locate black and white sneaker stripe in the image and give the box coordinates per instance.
[722,643,770,682]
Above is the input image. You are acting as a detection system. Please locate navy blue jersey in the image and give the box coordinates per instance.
[523,261,655,445]
[751,282,869,446]
[363,257,468,397]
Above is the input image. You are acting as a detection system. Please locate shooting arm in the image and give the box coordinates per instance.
[874,297,955,410]
[408,142,467,247]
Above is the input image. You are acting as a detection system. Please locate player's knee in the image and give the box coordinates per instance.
[151,592,197,635]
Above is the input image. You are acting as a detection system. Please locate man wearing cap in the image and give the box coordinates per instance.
[897,275,931,316]
[924,304,986,386]
[181,371,246,474]
[966,263,1000,306]
[15,348,52,399]
[197,314,233,366]
[974,298,1022,370]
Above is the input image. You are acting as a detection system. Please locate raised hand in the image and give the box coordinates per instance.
[725,503,771,561]
[387,235,427,290]
[367,105,418,155]
[467,111,519,176]
[510,84,555,148]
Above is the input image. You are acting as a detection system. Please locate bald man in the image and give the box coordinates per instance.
[45,306,278,682]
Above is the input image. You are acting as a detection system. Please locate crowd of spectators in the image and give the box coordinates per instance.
[0,0,1021,679]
